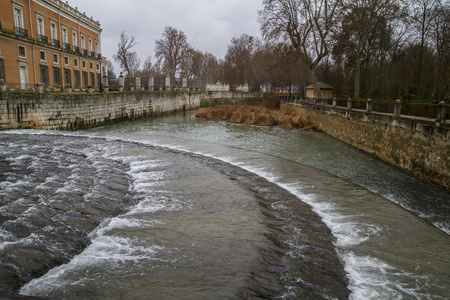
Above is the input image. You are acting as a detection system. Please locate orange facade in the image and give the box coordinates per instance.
[0,0,106,90]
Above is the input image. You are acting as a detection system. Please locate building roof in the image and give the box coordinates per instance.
[305,82,334,90]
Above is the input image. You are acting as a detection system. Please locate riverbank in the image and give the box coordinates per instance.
[0,90,261,130]
[196,102,449,192]
[195,104,318,130]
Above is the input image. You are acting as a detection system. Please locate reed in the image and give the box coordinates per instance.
[196,104,319,130]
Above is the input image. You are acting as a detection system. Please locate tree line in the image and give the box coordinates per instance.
[111,0,449,102]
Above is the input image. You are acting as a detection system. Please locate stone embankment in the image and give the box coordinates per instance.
[0,90,259,130]
[283,102,449,192]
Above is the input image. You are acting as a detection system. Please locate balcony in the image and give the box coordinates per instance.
[52,39,61,48]
[38,34,48,43]
[89,51,95,58]
[15,27,28,38]
[82,49,88,56]
[64,43,71,51]
[97,53,102,59]
[73,46,80,53]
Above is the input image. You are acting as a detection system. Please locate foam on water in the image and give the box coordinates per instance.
[3,130,447,299]
[126,139,436,300]
[20,198,178,296]
[343,252,434,300]
[234,165,433,300]
[0,232,46,251]
[19,146,189,296]
[0,228,14,243]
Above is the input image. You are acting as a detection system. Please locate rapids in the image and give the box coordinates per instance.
[0,110,448,299]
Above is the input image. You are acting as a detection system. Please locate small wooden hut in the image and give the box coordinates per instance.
[305,82,334,99]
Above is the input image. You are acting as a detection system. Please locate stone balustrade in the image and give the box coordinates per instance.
[280,96,448,124]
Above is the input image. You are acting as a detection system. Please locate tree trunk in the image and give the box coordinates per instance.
[354,56,361,98]
[307,67,323,99]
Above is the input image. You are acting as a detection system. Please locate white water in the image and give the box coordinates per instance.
[1,111,448,299]
[132,136,448,300]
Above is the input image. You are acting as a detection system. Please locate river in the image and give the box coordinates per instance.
[0,110,449,299]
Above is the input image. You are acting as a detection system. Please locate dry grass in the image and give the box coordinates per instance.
[195,104,319,130]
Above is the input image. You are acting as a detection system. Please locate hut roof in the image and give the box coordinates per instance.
[305,82,334,90]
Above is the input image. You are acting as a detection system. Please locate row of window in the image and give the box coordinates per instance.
[39,65,100,88]
[0,57,98,88]
[14,3,99,53]
[17,46,100,71]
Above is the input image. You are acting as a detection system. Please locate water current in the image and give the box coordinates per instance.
[0,110,449,299]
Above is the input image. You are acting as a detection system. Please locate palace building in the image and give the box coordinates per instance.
[0,0,106,91]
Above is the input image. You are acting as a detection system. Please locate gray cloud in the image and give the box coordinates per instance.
[70,0,262,71]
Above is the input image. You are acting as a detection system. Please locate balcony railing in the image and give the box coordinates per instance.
[63,43,71,51]
[97,53,102,59]
[73,46,80,53]
[82,49,88,56]
[15,27,28,37]
[89,51,95,58]
[38,34,48,43]
[52,39,61,47]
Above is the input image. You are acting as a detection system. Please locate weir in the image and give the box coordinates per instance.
[1,110,449,298]
[0,90,260,130]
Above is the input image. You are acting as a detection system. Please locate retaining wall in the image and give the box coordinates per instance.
[0,91,258,130]
[283,103,450,191]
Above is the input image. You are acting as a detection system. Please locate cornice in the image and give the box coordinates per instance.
[32,0,102,34]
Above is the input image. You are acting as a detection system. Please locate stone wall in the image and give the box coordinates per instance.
[283,103,450,191]
[0,91,260,131]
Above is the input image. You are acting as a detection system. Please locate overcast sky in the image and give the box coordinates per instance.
[71,0,263,73]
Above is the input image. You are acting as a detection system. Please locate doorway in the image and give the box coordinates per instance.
[19,66,27,90]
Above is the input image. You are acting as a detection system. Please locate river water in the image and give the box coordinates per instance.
[0,111,449,299]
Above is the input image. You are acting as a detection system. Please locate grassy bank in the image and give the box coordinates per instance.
[195,104,318,130]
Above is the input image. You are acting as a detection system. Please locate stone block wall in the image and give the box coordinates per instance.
[284,103,450,191]
[0,91,261,130]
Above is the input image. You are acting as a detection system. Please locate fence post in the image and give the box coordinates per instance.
[102,74,108,87]
[165,73,170,90]
[394,99,402,116]
[437,101,447,122]
[135,76,141,90]
[182,73,188,91]
[366,98,372,113]
[35,82,43,94]
[149,74,154,91]
[332,97,337,109]
[0,80,7,92]
[347,98,352,111]
[118,72,124,92]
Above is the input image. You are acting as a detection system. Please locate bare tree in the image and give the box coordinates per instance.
[127,52,141,77]
[431,1,450,101]
[339,0,402,98]
[409,0,445,100]
[155,26,190,77]
[107,61,117,79]
[140,56,154,78]
[259,0,340,98]
[180,47,201,81]
[113,31,140,77]
[223,34,262,90]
